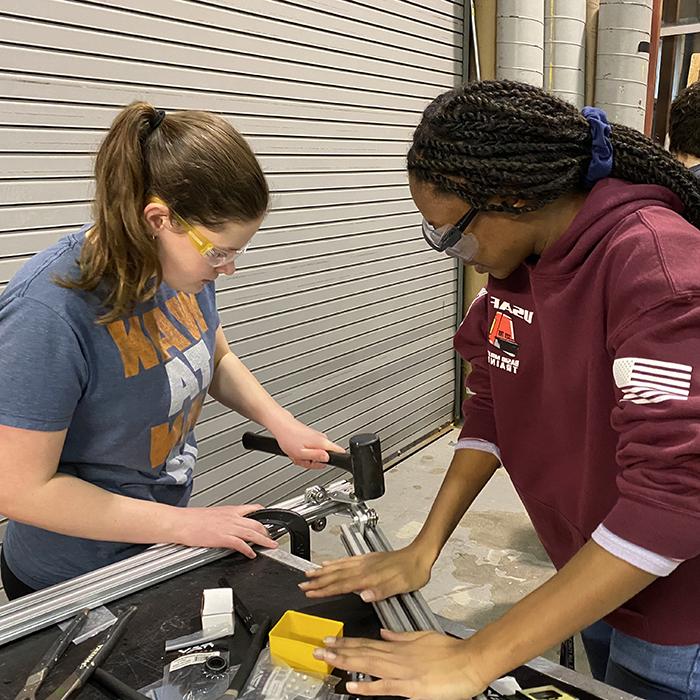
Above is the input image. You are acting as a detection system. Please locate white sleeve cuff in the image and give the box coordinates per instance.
[454,438,502,466]
[591,524,684,576]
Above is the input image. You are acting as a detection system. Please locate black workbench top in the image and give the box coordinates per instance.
[0,551,607,699]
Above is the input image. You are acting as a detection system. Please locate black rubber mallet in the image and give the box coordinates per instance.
[242,432,385,502]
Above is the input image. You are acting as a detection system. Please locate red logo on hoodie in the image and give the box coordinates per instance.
[488,312,519,358]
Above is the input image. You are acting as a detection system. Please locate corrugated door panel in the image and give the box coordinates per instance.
[2,2,458,83]
[196,330,454,471]
[0,0,462,565]
[343,0,463,30]
[0,154,405,180]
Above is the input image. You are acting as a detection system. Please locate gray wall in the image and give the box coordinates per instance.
[0,0,463,596]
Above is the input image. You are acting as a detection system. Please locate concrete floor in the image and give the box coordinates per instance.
[310,427,592,675]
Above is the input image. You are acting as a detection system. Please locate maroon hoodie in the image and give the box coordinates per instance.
[455,178,700,645]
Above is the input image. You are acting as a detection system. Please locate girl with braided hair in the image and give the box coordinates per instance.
[304,81,700,699]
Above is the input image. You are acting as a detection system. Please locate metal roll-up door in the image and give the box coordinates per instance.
[0,1,463,547]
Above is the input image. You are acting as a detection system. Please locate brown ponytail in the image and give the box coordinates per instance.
[60,101,269,323]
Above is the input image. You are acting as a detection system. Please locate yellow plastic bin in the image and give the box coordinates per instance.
[269,610,344,676]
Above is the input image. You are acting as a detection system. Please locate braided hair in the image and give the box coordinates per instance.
[407,80,700,229]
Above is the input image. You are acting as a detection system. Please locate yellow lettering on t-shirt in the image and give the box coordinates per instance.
[182,293,209,335]
[166,294,203,341]
[150,413,184,468]
[149,392,206,468]
[107,318,160,379]
[142,308,190,362]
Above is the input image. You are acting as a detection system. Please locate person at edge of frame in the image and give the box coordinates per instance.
[302,81,700,700]
[669,81,700,179]
[0,103,343,601]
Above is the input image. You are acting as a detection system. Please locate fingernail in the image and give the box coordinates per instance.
[298,582,309,589]
[346,683,358,692]
[313,649,335,660]
[360,590,374,602]
[323,636,337,645]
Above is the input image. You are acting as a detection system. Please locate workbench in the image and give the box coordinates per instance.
[0,547,639,700]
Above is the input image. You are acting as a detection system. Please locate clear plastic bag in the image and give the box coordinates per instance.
[160,642,236,700]
[137,679,165,700]
[238,649,340,700]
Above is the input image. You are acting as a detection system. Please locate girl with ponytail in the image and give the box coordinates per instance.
[0,102,341,598]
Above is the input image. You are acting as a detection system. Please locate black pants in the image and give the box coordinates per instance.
[1,548,37,600]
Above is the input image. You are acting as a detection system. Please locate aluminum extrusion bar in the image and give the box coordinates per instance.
[346,524,413,633]
[339,524,401,632]
[340,525,391,629]
[0,490,350,647]
[4,543,181,616]
[339,524,393,630]
[369,525,443,633]
[363,527,435,632]
[342,524,414,633]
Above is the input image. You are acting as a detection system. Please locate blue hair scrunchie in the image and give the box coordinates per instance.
[581,106,613,188]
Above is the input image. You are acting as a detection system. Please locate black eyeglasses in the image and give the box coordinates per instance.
[421,207,479,252]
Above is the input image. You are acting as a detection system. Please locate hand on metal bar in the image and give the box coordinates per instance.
[299,541,432,603]
[0,480,352,647]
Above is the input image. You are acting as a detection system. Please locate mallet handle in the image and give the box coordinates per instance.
[242,432,352,472]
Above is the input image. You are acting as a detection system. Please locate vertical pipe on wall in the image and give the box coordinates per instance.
[653,0,680,143]
[544,0,587,108]
[644,0,663,136]
[475,0,497,80]
[470,0,482,80]
[496,0,545,87]
[585,0,601,105]
[460,1,492,421]
[595,0,654,130]
[455,0,471,422]
[464,4,492,315]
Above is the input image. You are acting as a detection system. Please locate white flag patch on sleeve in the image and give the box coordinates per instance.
[613,357,692,404]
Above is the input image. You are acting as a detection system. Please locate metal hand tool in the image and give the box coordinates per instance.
[224,613,271,698]
[248,508,311,560]
[215,579,271,699]
[46,605,137,700]
[242,431,385,501]
[219,576,272,698]
[91,666,150,700]
[14,608,90,700]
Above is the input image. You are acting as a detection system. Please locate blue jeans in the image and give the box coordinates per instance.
[581,621,700,699]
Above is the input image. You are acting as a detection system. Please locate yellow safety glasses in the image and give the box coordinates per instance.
[150,196,248,268]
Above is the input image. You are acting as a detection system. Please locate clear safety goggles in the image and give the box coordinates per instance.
[421,207,479,263]
[151,196,248,268]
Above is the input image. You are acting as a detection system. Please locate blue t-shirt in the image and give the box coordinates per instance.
[0,227,219,589]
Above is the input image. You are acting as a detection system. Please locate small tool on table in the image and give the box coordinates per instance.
[46,604,137,700]
[14,608,90,700]
[91,666,151,700]
[219,576,272,699]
